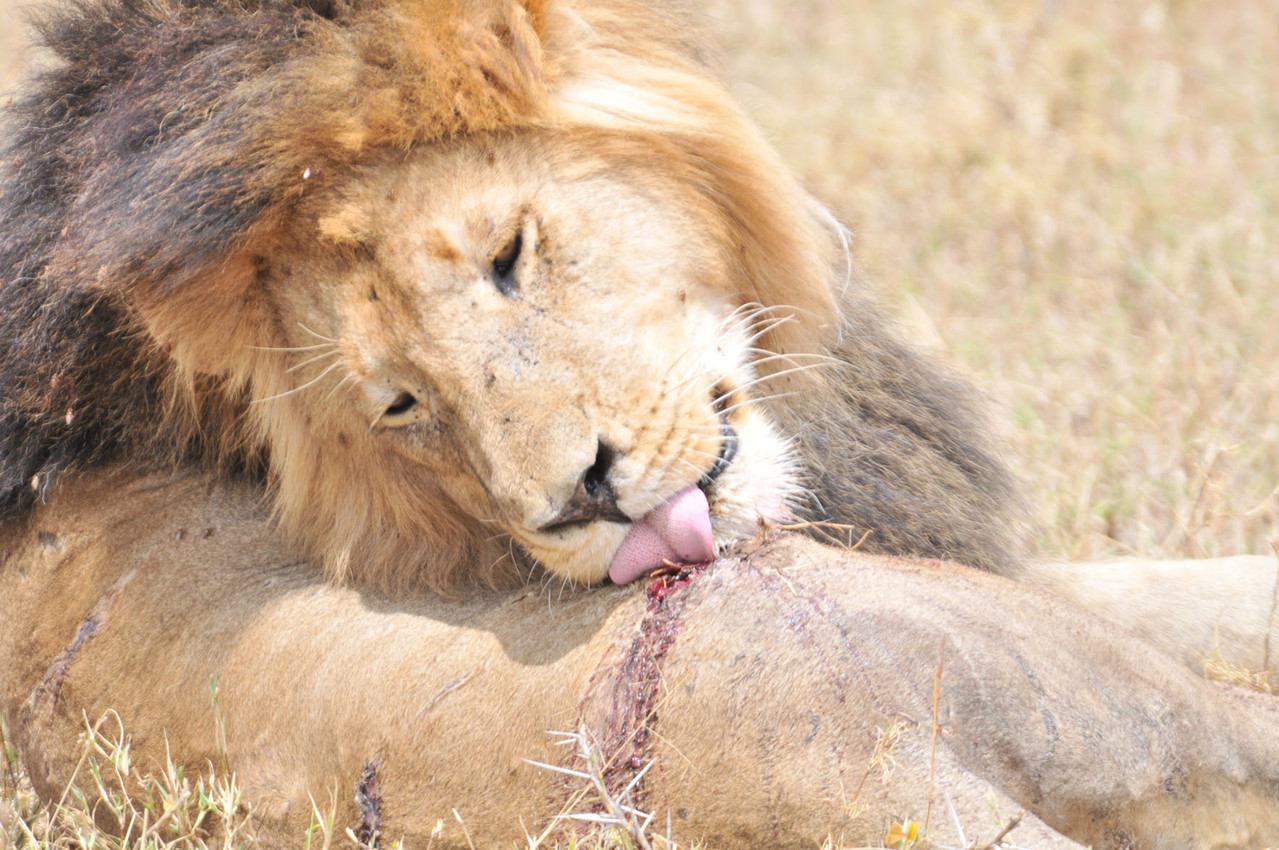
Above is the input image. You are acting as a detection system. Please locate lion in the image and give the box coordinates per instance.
[4,0,1279,846]
[3,472,1279,848]
[0,0,1023,592]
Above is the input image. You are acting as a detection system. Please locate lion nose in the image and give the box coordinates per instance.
[699,423,738,488]
[541,441,630,531]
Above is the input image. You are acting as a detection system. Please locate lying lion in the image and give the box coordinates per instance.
[4,472,1279,848]
[1,0,1278,846]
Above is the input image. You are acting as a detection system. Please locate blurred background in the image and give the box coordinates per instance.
[710,0,1279,561]
[1,0,1276,560]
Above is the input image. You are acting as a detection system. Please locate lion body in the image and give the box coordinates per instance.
[0,0,1022,590]
[3,472,1279,848]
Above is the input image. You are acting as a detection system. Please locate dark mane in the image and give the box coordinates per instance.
[0,0,303,519]
[0,0,546,519]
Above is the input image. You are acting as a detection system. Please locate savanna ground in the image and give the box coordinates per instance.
[2,0,1277,847]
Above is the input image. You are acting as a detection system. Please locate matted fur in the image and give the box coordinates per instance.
[0,0,1025,590]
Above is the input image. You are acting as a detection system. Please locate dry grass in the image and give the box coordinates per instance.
[1,712,255,850]
[2,0,1278,846]
[1,716,691,850]
[708,0,1279,560]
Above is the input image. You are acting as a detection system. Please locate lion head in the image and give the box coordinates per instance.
[0,0,1024,591]
[241,135,814,587]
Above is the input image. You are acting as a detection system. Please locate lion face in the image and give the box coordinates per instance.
[258,134,797,585]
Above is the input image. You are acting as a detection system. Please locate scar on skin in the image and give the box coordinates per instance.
[28,571,136,713]
[355,760,383,849]
[586,564,706,806]
[30,612,104,712]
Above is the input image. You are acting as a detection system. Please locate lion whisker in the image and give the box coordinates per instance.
[744,356,838,381]
[714,306,796,354]
[742,314,796,347]
[724,301,793,331]
[726,303,794,336]
[733,362,828,392]
[666,305,793,398]
[674,456,711,478]
[716,304,768,340]
[484,544,517,581]
[507,540,534,585]
[250,361,342,405]
[809,198,855,299]
[744,348,841,367]
[677,424,731,441]
[661,342,714,392]
[711,391,798,418]
[684,334,822,404]
[737,301,796,319]
[533,572,555,608]
[662,355,716,397]
[555,571,578,604]
[296,322,339,343]
[249,342,339,353]
[285,349,343,374]
[323,373,358,401]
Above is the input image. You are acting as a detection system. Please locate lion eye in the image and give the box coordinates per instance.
[491,231,522,296]
[385,392,417,416]
[377,391,420,427]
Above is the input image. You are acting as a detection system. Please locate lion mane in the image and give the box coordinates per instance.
[0,0,1024,591]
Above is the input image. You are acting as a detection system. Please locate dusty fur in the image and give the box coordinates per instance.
[0,0,1025,591]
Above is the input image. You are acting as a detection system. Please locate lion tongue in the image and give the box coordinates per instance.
[608,486,714,585]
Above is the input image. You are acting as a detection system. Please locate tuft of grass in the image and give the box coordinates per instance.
[521,729,695,850]
[1201,651,1273,694]
[2,717,678,850]
[1,711,255,850]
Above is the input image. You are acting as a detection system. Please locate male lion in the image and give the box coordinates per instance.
[0,0,1022,591]
[5,0,1279,847]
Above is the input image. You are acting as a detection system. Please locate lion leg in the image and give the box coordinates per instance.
[4,472,1279,848]
[1012,556,1279,678]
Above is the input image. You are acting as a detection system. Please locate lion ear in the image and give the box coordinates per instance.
[127,242,280,382]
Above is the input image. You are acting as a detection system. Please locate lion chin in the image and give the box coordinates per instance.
[0,0,1026,593]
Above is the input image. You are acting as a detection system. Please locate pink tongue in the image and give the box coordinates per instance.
[608,486,714,585]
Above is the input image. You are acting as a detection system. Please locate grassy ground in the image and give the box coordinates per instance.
[709,0,1279,560]
[2,0,1278,847]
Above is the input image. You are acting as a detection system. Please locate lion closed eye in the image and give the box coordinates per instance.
[0,0,1025,592]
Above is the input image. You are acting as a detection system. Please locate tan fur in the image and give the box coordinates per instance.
[220,135,818,589]
[3,471,1278,848]
[1012,556,1279,678]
